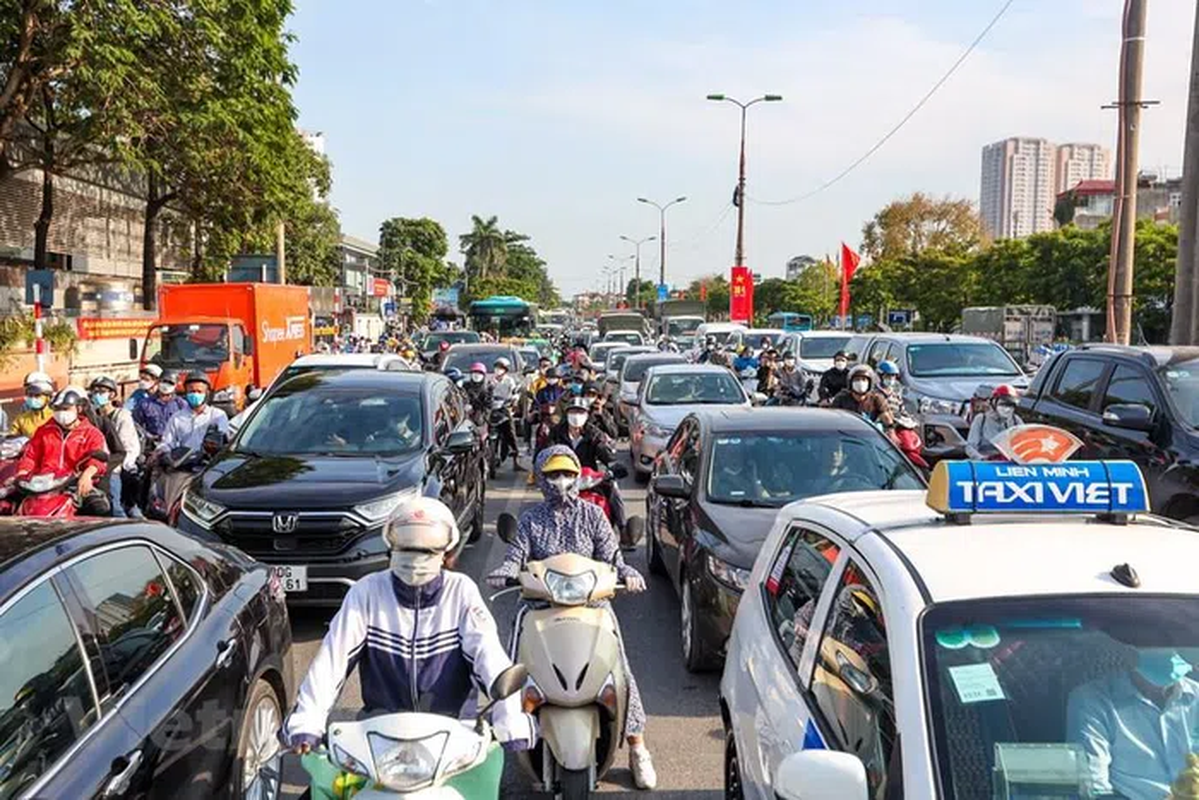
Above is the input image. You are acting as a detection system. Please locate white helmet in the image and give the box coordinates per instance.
[23,371,53,395]
[382,496,461,553]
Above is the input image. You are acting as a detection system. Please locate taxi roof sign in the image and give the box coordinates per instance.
[926,460,1149,519]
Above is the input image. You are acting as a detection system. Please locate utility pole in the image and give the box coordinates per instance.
[706,94,782,267]
[1172,0,1199,344]
[1106,0,1149,345]
[637,196,687,289]
[620,235,657,308]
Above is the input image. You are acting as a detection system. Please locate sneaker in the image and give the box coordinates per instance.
[629,744,657,790]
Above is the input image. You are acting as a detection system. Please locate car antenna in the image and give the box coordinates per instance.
[1110,563,1140,588]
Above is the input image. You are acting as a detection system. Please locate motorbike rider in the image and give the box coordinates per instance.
[831,365,894,428]
[732,344,759,374]
[12,387,108,509]
[122,364,163,411]
[132,369,188,439]
[153,374,228,511]
[88,376,141,519]
[550,396,627,533]
[462,362,492,425]
[284,497,536,754]
[818,350,852,403]
[486,446,656,790]
[756,349,779,396]
[697,335,719,364]
[966,384,1023,460]
[876,360,905,417]
[8,372,55,438]
[774,350,812,405]
[582,380,619,439]
[490,357,525,472]
[528,368,568,484]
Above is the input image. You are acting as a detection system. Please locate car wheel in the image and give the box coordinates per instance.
[681,574,716,673]
[234,679,283,800]
[724,727,744,800]
[646,512,667,577]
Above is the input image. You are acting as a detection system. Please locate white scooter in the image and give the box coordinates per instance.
[297,664,528,799]
[492,514,630,800]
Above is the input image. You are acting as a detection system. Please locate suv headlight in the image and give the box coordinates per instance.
[181,489,225,528]
[707,554,750,591]
[544,570,597,605]
[354,486,420,523]
[918,396,963,416]
[368,731,447,792]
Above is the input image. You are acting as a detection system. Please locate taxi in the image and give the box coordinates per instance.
[720,428,1199,800]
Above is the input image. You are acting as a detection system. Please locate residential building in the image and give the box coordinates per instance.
[1057,173,1184,230]
[980,137,1058,239]
[785,255,817,281]
[1055,143,1111,194]
[339,234,379,309]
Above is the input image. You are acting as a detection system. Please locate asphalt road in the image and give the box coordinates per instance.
[278,447,725,799]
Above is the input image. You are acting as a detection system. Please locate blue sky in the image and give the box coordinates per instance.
[289,0,1194,297]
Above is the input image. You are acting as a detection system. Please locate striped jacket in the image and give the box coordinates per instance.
[284,570,533,743]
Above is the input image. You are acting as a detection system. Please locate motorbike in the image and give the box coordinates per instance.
[0,437,29,487]
[0,473,81,518]
[296,665,528,800]
[492,516,631,800]
[486,399,516,478]
[145,425,223,522]
[891,414,929,471]
[737,367,759,397]
[577,465,644,550]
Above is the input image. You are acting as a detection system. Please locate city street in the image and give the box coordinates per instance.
[279,447,726,799]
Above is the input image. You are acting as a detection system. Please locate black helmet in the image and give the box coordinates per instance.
[88,375,118,394]
[50,386,87,410]
[183,372,211,390]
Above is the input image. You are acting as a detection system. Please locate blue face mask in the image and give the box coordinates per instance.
[1136,649,1192,687]
[24,396,46,411]
[91,392,110,408]
[185,392,206,409]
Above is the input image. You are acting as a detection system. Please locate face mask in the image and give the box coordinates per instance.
[996,404,1015,420]
[138,379,155,392]
[185,392,206,409]
[471,373,484,384]
[545,475,578,503]
[24,396,46,411]
[1136,649,1192,687]
[390,551,443,587]
[567,412,588,428]
[53,409,77,427]
[834,360,848,370]
[881,377,896,389]
[91,392,111,408]
[852,379,870,394]
[495,368,507,378]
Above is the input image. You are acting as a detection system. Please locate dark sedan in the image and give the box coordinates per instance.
[0,517,292,799]
[646,408,925,672]
[177,370,485,606]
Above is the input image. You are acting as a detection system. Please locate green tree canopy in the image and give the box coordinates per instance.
[379,217,451,324]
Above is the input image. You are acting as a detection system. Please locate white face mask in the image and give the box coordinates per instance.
[138,379,155,392]
[548,475,577,493]
[996,404,1015,420]
[53,409,77,427]
[567,412,588,429]
[851,379,870,394]
[470,373,484,384]
[495,368,507,378]
[834,360,848,370]
[390,551,443,587]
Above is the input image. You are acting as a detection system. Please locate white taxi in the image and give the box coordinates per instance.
[720,451,1199,800]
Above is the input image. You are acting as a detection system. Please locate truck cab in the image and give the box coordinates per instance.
[141,317,257,413]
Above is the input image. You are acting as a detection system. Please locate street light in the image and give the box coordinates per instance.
[706,93,783,267]
[619,234,657,308]
[608,254,634,306]
[637,195,687,289]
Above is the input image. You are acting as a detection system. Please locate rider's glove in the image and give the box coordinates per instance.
[285,732,320,755]
[624,573,647,593]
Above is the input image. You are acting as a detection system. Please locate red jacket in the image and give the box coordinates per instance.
[17,419,109,480]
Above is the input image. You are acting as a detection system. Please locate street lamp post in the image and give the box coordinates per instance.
[608,254,634,306]
[619,234,657,308]
[637,196,687,289]
[706,93,782,267]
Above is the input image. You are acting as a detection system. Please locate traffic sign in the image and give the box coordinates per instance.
[657,284,669,302]
[25,270,53,308]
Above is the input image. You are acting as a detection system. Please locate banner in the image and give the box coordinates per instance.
[76,318,152,341]
[371,277,391,298]
[839,243,860,323]
[730,266,753,324]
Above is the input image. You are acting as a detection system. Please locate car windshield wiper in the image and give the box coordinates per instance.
[711,497,782,508]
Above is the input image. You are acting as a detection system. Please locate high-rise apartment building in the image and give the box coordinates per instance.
[980,138,1110,239]
[1055,143,1111,194]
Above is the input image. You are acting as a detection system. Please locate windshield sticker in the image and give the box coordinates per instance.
[936,625,1001,650]
[715,437,741,445]
[948,663,1006,705]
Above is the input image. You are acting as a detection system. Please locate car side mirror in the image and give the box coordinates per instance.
[497,512,518,544]
[652,474,689,499]
[774,750,869,800]
[1102,403,1155,432]
[128,338,140,361]
[523,366,537,376]
[445,429,475,455]
[752,392,768,406]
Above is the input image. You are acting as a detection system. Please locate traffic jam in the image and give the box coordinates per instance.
[3,291,1199,800]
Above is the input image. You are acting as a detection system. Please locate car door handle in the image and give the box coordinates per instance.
[216,636,239,669]
[103,749,142,797]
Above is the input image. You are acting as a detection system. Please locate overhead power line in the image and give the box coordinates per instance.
[749,0,1017,207]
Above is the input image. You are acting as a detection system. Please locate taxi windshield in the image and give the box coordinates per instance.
[921,595,1199,800]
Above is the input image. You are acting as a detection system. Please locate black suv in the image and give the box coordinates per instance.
[1020,344,1199,523]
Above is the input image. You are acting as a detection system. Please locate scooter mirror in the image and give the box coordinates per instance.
[497,513,518,544]
[610,463,628,480]
[490,664,528,701]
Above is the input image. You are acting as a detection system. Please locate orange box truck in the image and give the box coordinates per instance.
[140,283,312,414]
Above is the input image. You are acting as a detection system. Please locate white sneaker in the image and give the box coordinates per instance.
[630,744,658,790]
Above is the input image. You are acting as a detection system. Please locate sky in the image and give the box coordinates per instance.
[288,0,1195,298]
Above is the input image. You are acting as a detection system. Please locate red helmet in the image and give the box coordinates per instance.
[469,362,487,374]
[991,384,1018,400]
[439,341,451,352]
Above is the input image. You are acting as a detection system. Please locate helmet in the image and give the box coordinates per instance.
[50,386,87,409]
[444,367,463,383]
[847,364,876,391]
[382,496,460,553]
[542,451,581,476]
[23,371,53,396]
[991,384,1018,401]
[556,363,573,379]
[439,341,451,352]
[877,360,900,376]
[88,375,118,394]
[469,362,487,374]
[494,357,511,370]
[706,335,717,347]
[139,364,163,379]
[183,373,212,390]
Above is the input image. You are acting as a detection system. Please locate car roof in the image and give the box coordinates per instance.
[446,343,515,352]
[743,328,785,336]
[795,330,853,339]
[290,353,402,368]
[275,368,441,393]
[644,363,737,377]
[694,407,882,434]
[783,490,1199,601]
[877,332,1000,345]
[1073,343,1199,367]
[625,352,686,364]
[698,322,745,332]
[0,518,111,568]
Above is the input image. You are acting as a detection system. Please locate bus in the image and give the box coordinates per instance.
[767,312,814,332]
[468,295,538,338]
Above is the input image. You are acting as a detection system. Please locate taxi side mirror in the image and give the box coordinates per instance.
[774,750,868,800]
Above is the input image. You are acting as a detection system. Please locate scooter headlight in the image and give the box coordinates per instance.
[544,570,597,605]
[368,730,448,792]
[330,743,370,777]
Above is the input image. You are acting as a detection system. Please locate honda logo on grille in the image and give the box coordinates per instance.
[272,513,299,534]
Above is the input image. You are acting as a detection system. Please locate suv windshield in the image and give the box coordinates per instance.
[906,342,1022,377]
[645,372,744,405]
[922,595,1199,800]
[235,378,423,456]
[144,324,229,369]
[624,356,685,383]
[706,431,923,507]
[1161,359,1199,428]
[605,332,644,346]
[609,349,651,375]
[800,336,852,359]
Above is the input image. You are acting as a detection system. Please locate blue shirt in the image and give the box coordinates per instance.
[132,395,189,438]
[1068,672,1199,799]
[732,355,759,372]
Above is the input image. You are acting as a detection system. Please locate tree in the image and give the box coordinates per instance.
[861,192,983,261]
[379,217,450,324]
[626,279,654,308]
[686,275,730,319]
[459,215,508,282]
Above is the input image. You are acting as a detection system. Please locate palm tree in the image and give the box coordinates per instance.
[459,215,508,281]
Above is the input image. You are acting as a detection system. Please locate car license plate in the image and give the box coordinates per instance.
[270,565,308,592]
